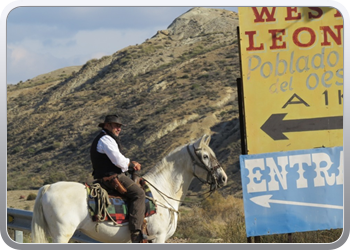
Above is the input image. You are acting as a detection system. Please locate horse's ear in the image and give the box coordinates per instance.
[204,135,211,145]
[200,134,211,146]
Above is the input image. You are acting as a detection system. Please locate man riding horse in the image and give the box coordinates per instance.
[90,114,155,243]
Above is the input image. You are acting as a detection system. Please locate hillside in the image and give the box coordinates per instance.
[7,7,242,196]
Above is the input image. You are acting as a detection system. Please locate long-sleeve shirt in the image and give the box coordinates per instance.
[96,132,130,172]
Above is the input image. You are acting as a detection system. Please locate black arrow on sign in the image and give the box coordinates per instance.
[260,113,343,140]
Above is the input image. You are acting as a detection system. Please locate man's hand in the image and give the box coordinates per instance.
[131,161,141,171]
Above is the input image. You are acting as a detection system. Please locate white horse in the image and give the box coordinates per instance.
[31,135,228,243]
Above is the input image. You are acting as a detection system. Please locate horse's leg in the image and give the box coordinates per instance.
[152,233,167,243]
[47,220,79,243]
[146,211,174,243]
[51,234,75,243]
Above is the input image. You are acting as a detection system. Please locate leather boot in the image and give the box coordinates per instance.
[130,230,156,243]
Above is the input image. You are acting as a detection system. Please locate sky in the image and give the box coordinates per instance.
[6,6,238,85]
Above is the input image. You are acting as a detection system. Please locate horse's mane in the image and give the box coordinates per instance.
[143,136,212,178]
[144,143,187,176]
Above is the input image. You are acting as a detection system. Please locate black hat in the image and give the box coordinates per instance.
[98,115,125,128]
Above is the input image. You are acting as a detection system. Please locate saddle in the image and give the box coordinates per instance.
[85,176,157,224]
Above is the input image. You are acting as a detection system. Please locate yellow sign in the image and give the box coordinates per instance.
[8,215,14,223]
[238,7,343,154]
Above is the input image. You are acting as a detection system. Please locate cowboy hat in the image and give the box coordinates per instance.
[98,115,126,127]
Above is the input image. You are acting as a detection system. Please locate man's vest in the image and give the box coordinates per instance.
[90,130,123,179]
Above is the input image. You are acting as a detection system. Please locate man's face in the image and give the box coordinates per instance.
[106,123,122,136]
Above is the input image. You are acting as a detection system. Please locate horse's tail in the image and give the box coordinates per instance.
[31,184,51,243]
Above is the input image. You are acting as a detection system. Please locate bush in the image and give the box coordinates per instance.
[53,142,61,149]
[27,148,35,154]
[26,193,37,200]
[173,193,246,242]
[179,74,189,79]
[13,146,23,153]
[46,171,67,184]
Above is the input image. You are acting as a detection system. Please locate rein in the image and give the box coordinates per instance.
[139,143,220,211]
[142,175,214,203]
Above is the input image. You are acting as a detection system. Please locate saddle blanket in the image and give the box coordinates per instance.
[86,178,157,224]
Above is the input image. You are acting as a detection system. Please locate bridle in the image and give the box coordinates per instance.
[140,142,223,213]
[186,144,221,192]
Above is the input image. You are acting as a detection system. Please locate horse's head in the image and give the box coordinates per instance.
[187,135,228,190]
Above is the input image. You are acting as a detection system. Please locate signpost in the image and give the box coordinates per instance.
[237,7,344,240]
[238,7,343,154]
[240,147,343,237]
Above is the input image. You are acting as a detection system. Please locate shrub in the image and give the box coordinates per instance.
[27,148,35,154]
[174,193,246,243]
[13,146,23,153]
[47,172,66,184]
[53,142,61,149]
[26,193,37,200]
[191,84,200,90]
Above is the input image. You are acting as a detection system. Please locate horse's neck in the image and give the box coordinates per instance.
[143,146,194,208]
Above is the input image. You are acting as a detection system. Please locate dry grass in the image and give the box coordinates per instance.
[7,190,38,211]
[174,192,246,243]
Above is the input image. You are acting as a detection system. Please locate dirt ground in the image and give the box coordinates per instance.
[7,190,39,211]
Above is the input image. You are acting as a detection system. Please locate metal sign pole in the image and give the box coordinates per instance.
[237,25,260,243]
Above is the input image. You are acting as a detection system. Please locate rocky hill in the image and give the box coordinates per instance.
[7,7,242,196]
